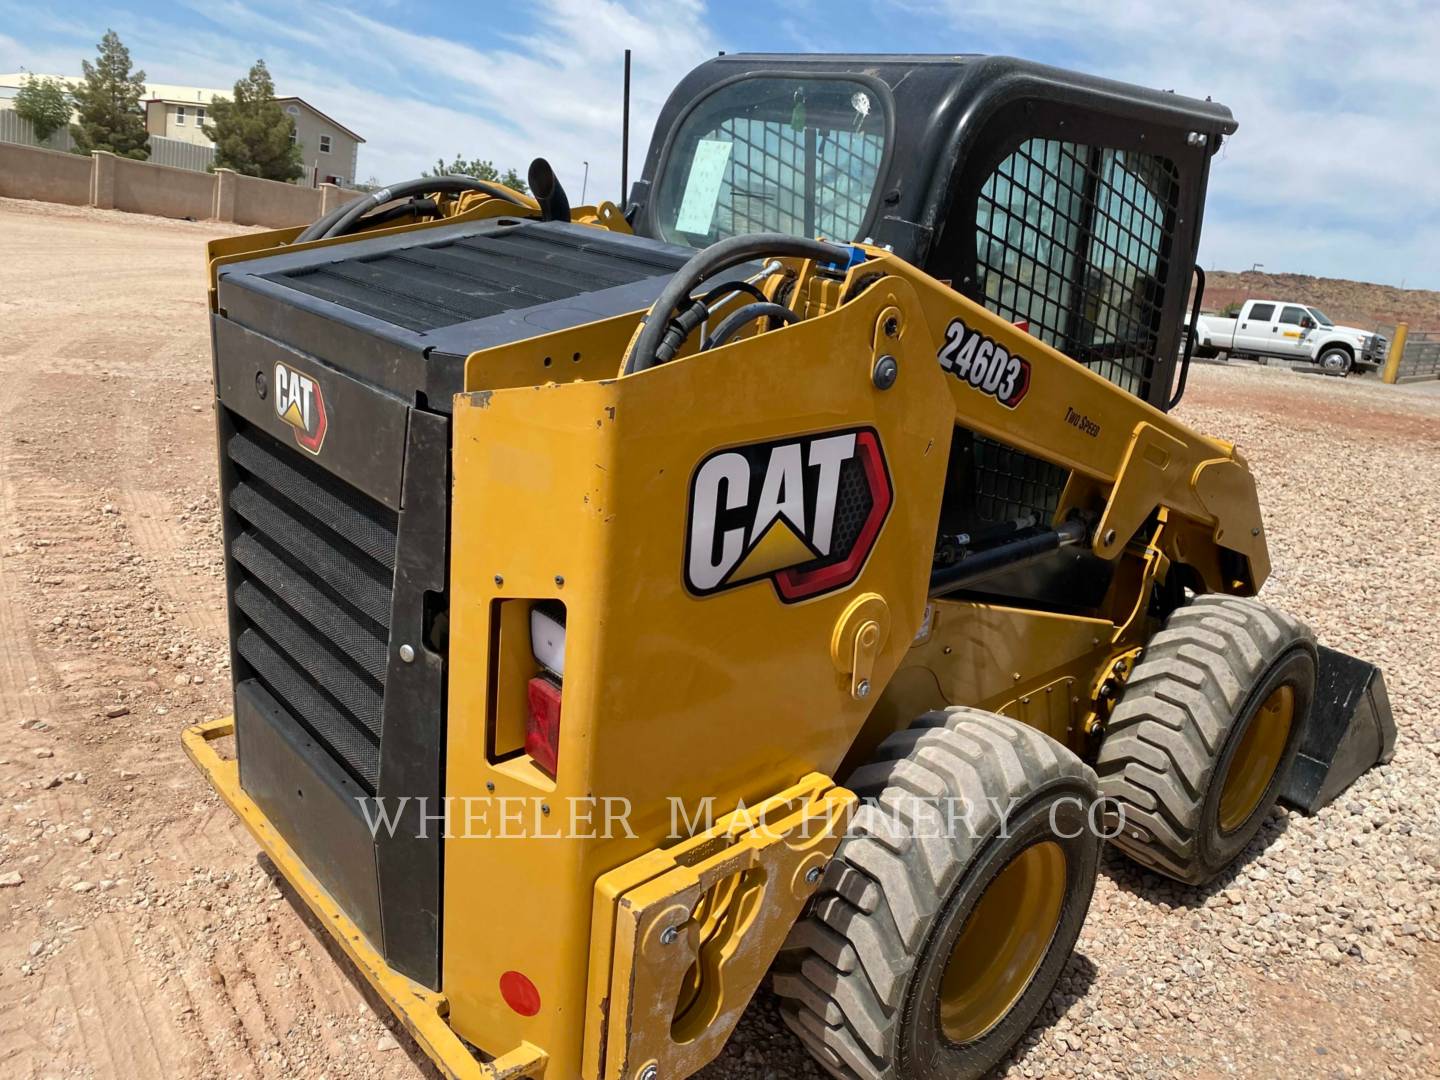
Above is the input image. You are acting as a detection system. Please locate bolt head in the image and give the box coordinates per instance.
[494,574,504,587]
[659,926,679,946]
[554,574,565,588]
[855,679,871,699]
[254,370,268,399]
[398,643,415,663]
[1102,528,1117,546]
[872,354,899,390]
[805,865,824,885]
[639,1066,660,1080]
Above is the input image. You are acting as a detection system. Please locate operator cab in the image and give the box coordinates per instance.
[628,54,1237,613]
[629,54,1236,413]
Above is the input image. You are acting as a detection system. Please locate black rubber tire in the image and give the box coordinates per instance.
[1097,595,1317,885]
[774,708,1100,1080]
[1316,346,1354,376]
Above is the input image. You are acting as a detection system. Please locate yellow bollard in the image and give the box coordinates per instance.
[1382,322,1408,384]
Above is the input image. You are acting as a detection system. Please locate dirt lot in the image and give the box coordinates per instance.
[0,197,1437,1079]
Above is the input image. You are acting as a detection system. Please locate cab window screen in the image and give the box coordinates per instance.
[654,78,887,247]
[975,138,1178,398]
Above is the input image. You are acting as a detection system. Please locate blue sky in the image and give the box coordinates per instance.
[3,1,1436,289]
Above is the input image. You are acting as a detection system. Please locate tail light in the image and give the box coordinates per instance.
[525,602,566,776]
[525,676,562,777]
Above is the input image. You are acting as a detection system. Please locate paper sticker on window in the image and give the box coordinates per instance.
[674,139,733,234]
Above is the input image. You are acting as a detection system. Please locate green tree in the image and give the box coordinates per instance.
[203,60,303,182]
[14,76,72,143]
[69,30,149,159]
[425,155,528,194]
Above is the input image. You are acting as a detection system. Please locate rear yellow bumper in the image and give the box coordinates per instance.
[182,718,548,1080]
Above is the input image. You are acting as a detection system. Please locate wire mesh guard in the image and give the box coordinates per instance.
[966,138,1179,527]
[709,115,883,242]
[975,137,1179,399]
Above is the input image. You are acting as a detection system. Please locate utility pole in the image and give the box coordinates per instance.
[581,160,589,205]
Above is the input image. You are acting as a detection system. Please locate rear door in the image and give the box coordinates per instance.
[1275,304,1313,357]
[1234,302,1277,353]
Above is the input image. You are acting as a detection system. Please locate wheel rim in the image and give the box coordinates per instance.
[937,840,1067,1044]
[1218,684,1294,833]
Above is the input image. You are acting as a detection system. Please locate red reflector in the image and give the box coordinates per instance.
[499,970,541,1016]
[525,676,562,776]
[1013,319,1030,334]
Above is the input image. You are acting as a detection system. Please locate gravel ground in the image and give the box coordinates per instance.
[0,199,1436,1078]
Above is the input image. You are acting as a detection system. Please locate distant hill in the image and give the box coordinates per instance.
[1196,271,1440,332]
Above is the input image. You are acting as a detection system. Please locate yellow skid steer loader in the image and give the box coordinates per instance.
[188,54,1394,1080]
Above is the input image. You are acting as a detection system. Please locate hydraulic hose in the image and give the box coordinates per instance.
[359,197,439,229]
[701,302,800,351]
[624,233,848,373]
[295,193,368,243]
[294,175,531,243]
[697,279,769,308]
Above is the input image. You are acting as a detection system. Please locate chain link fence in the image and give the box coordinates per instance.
[1376,325,1440,382]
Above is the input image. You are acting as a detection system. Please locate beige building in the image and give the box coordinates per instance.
[143,90,363,186]
[1,73,363,186]
[274,98,363,189]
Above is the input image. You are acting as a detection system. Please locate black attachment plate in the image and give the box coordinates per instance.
[1281,644,1397,815]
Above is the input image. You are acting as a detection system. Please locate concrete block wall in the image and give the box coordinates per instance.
[0,141,91,205]
[0,143,360,229]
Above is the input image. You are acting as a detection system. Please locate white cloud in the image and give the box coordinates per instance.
[2,0,717,199]
[4,1,1432,287]
[11,0,717,200]
[908,0,1440,287]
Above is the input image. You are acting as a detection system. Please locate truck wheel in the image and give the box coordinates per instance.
[1097,596,1316,885]
[774,708,1099,1080]
[1316,346,1353,375]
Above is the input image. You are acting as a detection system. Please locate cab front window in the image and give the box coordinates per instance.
[653,77,888,248]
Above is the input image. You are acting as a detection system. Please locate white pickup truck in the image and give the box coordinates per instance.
[1189,300,1388,374]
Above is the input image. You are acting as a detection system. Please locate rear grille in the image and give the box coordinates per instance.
[225,422,396,791]
[265,224,690,334]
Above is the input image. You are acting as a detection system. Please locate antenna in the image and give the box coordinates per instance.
[621,49,632,206]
